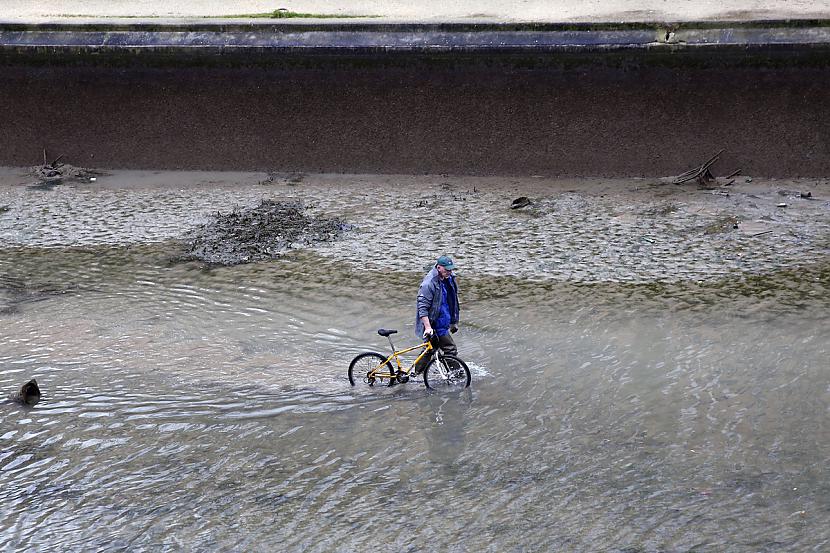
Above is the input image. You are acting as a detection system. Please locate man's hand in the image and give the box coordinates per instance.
[450,324,458,334]
[420,316,433,341]
[423,329,434,340]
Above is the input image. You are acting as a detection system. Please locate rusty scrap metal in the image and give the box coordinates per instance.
[673,149,725,185]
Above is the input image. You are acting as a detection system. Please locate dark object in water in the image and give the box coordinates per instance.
[9,379,41,406]
[511,197,532,209]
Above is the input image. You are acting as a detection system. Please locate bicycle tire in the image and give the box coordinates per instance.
[423,355,471,390]
[348,352,395,387]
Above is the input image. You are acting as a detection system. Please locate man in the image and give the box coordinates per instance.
[414,255,460,374]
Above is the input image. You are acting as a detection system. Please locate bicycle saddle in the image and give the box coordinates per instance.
[377,329,398,337]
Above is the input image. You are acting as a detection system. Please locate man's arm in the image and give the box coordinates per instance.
[416,279,435,337]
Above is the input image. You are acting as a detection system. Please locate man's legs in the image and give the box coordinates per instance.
[436,333,457,357]
[414,333,457,375]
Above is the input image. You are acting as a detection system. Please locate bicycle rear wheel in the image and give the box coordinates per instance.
[424,355,471,390]
[348,352,395,387]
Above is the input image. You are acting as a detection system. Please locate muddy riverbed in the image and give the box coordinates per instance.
[1,168,829,551]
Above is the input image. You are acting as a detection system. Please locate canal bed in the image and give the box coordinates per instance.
[1,169,829,551]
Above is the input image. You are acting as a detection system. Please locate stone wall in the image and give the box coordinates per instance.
[2,42,829,177]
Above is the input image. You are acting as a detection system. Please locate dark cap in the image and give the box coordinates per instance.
[436,255,456,271]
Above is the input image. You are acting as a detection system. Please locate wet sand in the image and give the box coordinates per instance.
[2,167,828,282]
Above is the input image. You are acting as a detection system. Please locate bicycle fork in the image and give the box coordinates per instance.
[433,348,452,380]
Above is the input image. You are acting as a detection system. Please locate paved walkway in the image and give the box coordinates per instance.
[2,0,829,23]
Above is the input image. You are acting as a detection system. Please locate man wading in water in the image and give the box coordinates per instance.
[414,255,460,375]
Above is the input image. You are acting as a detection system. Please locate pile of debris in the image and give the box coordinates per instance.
[29,151,100,188]
[672,149,740,188]
[186,200,350,265]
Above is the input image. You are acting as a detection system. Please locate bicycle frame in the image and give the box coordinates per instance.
[349,328,469,389]
[366,338,439,382]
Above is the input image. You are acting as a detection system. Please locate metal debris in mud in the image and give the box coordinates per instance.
[185,200,350,265]
[29,152,101,189]
[671,149,741,188]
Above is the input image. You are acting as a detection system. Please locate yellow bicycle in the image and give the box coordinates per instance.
[348,328,471,390]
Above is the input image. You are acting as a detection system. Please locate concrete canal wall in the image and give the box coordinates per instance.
[1,22,830,177]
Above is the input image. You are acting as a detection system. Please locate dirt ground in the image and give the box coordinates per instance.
[1,166,828,283]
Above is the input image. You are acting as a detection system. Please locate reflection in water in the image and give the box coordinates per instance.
[1,174,829,551]
[423,392,473,470]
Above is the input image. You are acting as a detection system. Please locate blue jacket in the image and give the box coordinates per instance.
[415,267,460,337]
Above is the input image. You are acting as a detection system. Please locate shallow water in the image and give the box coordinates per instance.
[1,172,829,551]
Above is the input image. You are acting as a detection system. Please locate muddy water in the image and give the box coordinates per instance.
[1,170,829,551]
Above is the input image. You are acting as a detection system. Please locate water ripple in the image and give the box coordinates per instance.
[1,172,829,551]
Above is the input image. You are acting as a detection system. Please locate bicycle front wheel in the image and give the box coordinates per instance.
[424,355,471,390]
[348,352,395,387]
